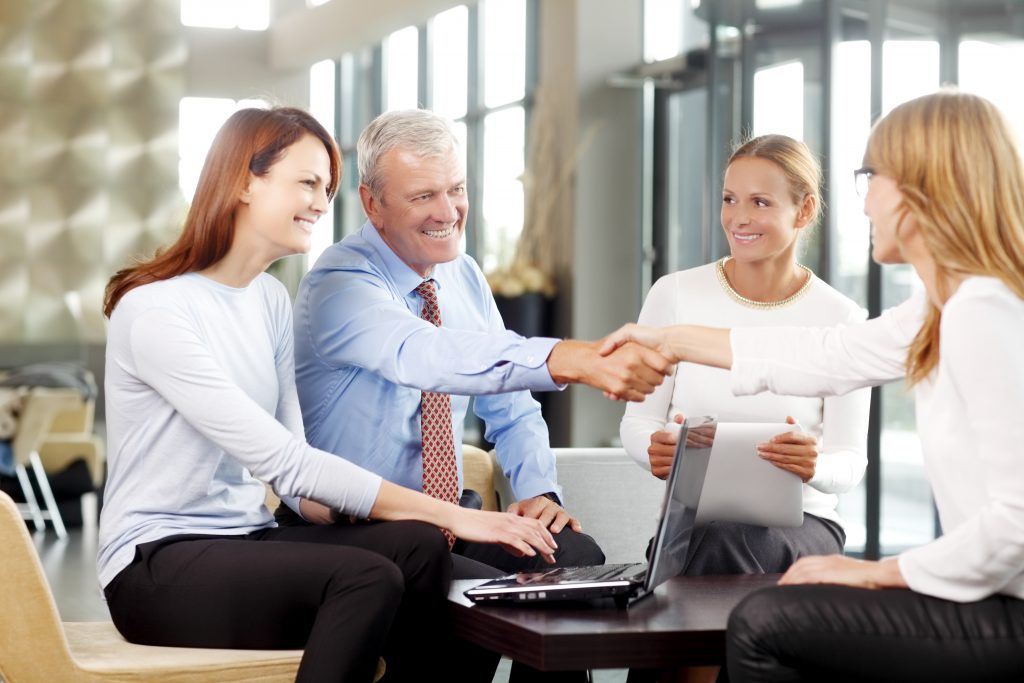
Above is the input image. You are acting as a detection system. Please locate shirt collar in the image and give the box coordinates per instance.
[360,221,452,296]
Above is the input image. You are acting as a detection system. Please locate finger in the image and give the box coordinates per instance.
[597,326,633,355]
[536,505,559,529]
[650,430,677,445]
[618,387,648,402]
[758,445,817,461]
[509,537,536,557]
[569,516,583,533]
[500,542,527,558]
[770,431,816,445]
[632,343,672,375]
[506,502,523,516]
[672,413,686,424]
[548,509,569,534]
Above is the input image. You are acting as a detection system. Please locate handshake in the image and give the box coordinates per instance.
[545,323,694,402]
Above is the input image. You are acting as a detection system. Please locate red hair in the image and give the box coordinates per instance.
[103,107,341,317]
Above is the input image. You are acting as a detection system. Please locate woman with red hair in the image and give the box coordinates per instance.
[99,106,556,682]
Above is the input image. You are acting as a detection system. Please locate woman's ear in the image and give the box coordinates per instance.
[794,194,817,229]
[238,173,257,204]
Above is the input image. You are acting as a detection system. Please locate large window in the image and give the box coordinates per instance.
[177,97,266,202]
[646,0,1024,559]
[313,0,534,274]
[179,0,268,30]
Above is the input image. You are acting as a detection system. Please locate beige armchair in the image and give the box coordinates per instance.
[0,490,304,683]
[461,444,499,511]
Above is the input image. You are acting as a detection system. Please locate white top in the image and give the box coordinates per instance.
[98,273,383,589]
[621,262,870,527]
[731,277,1024,602]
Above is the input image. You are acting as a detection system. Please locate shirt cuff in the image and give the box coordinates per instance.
[517,336,563,390]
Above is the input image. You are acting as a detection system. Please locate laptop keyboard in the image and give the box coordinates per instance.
[554,563,646,582]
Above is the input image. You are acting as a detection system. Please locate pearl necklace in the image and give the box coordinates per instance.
[715,256,813,310]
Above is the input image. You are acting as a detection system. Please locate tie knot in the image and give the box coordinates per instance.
[416,280,441,326]
[415,280,436,298]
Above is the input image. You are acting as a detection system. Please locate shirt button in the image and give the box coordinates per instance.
[527,355,535,363]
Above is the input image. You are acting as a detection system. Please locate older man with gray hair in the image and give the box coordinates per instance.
[287,109,670,679]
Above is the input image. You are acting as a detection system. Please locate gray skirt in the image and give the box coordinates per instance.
[681,513,845,576]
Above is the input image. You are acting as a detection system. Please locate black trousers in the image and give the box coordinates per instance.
[726,584,1024,682]
[104,520,450,683]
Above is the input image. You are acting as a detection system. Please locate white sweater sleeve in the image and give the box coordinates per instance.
[621,276,680,470]
[898,290,1024,601]
[730,292,927,398]
[130,306,382,518]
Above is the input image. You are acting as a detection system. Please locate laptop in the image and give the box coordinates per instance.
[463,417,802,607]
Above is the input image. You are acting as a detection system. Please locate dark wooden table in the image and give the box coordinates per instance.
[448,574,780,671]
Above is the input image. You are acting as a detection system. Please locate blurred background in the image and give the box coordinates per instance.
[2,0,1023,561]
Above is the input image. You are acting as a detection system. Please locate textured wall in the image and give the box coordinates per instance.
[0,0,186,344]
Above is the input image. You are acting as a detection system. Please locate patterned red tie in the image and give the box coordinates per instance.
[415,280,460,548]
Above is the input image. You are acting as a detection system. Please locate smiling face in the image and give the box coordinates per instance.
[237,133,331,262]
[720,157,813,266]
[360,145,468,278]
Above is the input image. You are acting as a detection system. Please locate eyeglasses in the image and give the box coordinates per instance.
[853,166,875,198]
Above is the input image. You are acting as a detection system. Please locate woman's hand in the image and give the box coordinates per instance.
[648,414,686,479]
[448,508,559,564]
[757,416,819,482]
[778,555,907,590]
[599,323,677,360]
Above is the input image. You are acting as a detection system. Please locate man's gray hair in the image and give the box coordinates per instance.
[357,109,461,200]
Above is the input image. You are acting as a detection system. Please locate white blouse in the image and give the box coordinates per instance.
[731,277,1024,602]
[621,262,870,528]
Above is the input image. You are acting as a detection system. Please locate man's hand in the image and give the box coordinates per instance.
[756,416,819,482]
[547,339,671,402]
[778,555,907,590]
[507,494,582,534]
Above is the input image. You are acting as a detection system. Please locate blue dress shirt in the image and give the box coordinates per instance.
[293,222,563,501]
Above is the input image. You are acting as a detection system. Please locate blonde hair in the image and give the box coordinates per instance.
[864,90,1024,384]
[728,134,822,227]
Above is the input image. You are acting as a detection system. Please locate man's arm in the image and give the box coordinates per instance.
[547,339,672,402]
[302,265,671,399]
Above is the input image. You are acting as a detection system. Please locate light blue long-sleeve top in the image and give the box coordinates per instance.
[99,273,382,588]
[293,222,564,502]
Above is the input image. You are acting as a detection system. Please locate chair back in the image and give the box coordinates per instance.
[0,491,80,681]
[11,388,83,466]
[461,445,499,511]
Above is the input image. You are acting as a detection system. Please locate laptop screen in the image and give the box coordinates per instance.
[642,416,717,591]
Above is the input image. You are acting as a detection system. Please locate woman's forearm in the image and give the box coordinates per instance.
[369,479,458,528]
[666,325,733,368]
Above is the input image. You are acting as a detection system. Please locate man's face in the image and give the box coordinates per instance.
[361,146,468,278]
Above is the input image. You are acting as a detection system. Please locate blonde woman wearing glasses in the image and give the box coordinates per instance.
[604,90,1024,681]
